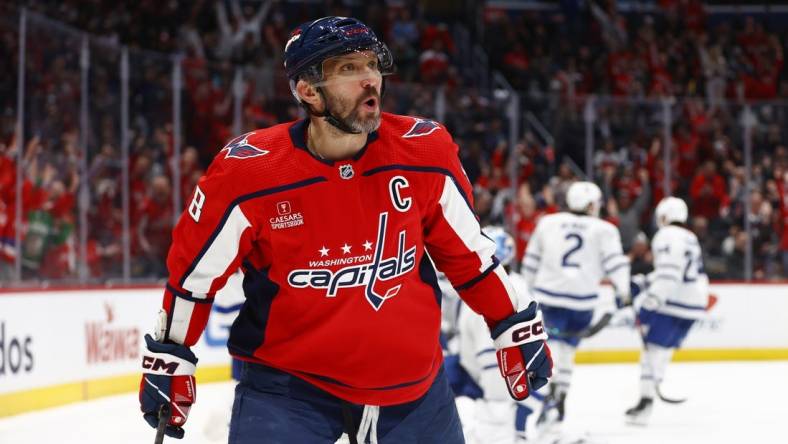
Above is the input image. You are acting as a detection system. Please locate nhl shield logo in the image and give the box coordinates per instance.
[339,164,354,179]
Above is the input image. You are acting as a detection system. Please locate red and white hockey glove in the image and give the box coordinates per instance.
[491,302,552,401]
[139,334,197,439]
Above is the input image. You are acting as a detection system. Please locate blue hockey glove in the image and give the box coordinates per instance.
[139,334,198,439]
[491,302,553,401]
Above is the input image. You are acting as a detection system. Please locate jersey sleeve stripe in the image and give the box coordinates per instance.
[181,205,253,293]
[602,252,624,264]
[652,273,679,282]
[604,262,630,275]
[177,176,327,290]
[665,300,707,311]
[455,256,499,291]
[476,347,496,357]
[165,283,211,303]
[437,176,492,272]
[494,266,520,309]
[534,287,596,300]
[655,263,681,270]
[168,298,196,344]
[458,266,518,325]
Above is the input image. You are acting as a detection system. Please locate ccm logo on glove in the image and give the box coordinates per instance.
[142,357,179,375]
[512,321,544,342]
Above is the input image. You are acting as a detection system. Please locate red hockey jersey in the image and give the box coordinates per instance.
[161,113,523,405]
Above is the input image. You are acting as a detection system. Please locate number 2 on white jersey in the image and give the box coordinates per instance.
[561,233,583,268]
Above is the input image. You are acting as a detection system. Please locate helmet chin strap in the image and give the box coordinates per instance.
[312,87,362,134]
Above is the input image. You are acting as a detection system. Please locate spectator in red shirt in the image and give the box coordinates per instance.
[419,39,451,84]
[778,170,788,276]
[512,184,539,263]
[135,175,174,277]
[690,160,729,219]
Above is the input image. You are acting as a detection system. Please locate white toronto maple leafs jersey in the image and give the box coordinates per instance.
[456,272,540,444]
[457,272,531,391]
[522,212,630,311]
[646,225,709,319]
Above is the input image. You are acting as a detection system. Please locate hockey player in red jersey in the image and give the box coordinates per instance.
[138,16,552,443]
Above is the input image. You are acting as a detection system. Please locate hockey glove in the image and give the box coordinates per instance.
[139,334,197,439]
[630,274,661,312]
[629,274,648,299]
[491,302,552,401]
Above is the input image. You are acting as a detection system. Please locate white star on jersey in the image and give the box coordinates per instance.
[341,243,352,254]
[363,240,373,251]
[319,246,330,257]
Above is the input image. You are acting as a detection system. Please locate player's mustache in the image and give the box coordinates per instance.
[356,90,381,107]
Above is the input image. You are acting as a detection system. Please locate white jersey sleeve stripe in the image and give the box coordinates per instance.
[182,205,252,293]
[168,299,196,344]
[605,262,629,275]
[438,176,494,273]
[602,253,625,264]
[494,265,521,309]
[534,287,596,300]
[665,300,706,311]
[476,347,495,357]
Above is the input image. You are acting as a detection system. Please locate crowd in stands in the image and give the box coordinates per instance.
[0,0,786,283]
[479,0,788,280]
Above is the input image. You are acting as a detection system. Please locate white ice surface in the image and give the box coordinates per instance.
[1,361,786,444]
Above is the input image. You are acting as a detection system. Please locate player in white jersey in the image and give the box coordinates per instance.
[453,226,543,444]
[626,196,709,425]
[522,182,630,425]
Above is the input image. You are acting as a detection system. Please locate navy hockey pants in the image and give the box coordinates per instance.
[639,309,695,348]
[540,305,594,347]
[228,362,465,444]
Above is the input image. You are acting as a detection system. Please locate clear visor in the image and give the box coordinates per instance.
[310,49,394,88]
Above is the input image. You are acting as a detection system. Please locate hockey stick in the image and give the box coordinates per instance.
[154,404,170,444]
[655,384,686,404]
[547,311,614,340]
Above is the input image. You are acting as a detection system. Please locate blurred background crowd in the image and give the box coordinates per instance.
[0,0,787,284]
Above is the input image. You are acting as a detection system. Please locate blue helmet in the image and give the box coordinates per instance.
[482,225,516,267]
[283,16,394,83]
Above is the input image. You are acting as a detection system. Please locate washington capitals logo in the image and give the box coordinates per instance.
[222,132,269,159]
[286,212,416,311]
[403,118,441,138]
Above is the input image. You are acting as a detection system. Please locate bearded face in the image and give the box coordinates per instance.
[316,50,383,133]
[321,85,381,133]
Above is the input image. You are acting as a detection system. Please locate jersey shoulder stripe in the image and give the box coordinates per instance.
[177,176,327,289]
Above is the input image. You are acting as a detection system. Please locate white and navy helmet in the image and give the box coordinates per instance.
[482,225,515,267]
[655,196,688,228]
[566,181,603,217]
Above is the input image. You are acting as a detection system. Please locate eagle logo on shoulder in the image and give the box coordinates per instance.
[222,132,269,159]
[402,118,441,138]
